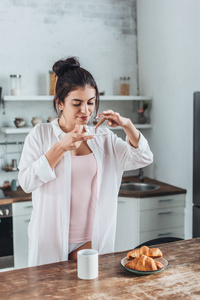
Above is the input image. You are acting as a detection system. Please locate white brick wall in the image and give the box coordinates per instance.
[0,0,138,186]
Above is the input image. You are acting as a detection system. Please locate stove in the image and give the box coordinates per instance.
[0,190,13,269]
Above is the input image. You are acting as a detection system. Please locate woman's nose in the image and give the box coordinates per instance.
[81,104,89,114]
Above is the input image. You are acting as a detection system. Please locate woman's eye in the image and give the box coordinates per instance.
[88,102,94,105]
[73,103,81,106]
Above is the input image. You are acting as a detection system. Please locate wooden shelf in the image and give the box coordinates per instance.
[3,95,152,101]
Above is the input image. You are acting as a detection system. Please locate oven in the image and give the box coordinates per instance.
[0,203,14,269]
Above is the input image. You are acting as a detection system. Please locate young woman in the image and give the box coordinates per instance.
[18,57,153,267]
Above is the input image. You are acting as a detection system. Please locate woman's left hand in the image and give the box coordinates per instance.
[95,110,129,129]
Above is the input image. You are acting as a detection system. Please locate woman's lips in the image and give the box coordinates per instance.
[78,116,89,120]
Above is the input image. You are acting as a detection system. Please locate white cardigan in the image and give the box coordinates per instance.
[18,119,153,267]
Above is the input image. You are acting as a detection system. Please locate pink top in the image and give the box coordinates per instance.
[68,153,97,243]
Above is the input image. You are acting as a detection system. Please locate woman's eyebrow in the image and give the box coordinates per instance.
[71,96,95,102]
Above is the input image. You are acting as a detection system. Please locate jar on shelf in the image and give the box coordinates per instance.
[49,71,56,95]
[120,76,130,96]
[10,74,21,96]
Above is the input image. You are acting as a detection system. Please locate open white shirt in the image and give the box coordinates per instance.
[18,119,153,267]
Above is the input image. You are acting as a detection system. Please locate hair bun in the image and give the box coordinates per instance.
[52,57,80,77]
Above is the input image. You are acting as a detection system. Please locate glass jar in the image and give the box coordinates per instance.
[120,76,130,95]
[49,71,56,95]
[10,74,21,95]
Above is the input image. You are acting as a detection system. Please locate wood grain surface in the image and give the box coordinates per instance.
[0,238,199,299]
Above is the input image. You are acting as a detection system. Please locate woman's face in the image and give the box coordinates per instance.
[58,85,96,129]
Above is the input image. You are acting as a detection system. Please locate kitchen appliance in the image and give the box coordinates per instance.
[193,92,200,237]
[0,190,14,269]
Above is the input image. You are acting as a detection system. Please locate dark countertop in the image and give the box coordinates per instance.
[0,176,186,204]
[119,176,187,198]
[0,238,199,299]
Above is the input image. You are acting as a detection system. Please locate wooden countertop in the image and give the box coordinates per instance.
[0,176,186,204]
[0,238,200,299]
[0,187,31,205]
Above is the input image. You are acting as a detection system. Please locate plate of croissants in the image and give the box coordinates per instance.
[121,245,169,275]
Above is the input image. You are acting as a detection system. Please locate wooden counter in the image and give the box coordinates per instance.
[0,187,31,205]
[0,176,186,205]
[0,238,200,299]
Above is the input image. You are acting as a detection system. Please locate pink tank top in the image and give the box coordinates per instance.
[68,153,97,243]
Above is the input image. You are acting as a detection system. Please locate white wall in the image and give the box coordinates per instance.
[137,0,200,238]
[0,0,138,186]
[0,0,137,96]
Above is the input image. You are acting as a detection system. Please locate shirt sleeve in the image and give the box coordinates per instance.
[111,130,153,171]
[18,125,56,193]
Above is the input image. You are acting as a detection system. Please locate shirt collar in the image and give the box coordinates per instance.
[50,118,66,140]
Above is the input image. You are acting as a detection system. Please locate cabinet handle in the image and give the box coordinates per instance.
[158,232,173,236]
[25,206,33,208]
[118,200,126,204]
[158,199,173,202]
[158,211,173,215]
[25,219,30,222]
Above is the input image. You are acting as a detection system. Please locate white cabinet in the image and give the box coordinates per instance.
[12,201,33,269]
[115,194,185,252]
[114,197,139,252]
[139,194,185,244]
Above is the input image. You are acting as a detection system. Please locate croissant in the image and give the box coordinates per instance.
[125,255,164,271]
[127,246,162,260]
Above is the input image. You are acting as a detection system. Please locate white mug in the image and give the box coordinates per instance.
[77,249,98,280]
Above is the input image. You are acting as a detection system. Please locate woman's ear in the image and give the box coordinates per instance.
[56,98,64,110]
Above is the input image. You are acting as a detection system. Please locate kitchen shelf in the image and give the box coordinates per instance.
[0,127,32,134]
[3,95,152,101]
[0,124,152,135]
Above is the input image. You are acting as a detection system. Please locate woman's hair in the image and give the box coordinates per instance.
[52,56,100,116]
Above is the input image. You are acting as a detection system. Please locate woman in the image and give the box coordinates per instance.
[18,57,153,267]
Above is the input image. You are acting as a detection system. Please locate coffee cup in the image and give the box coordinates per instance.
[77,249,98,280]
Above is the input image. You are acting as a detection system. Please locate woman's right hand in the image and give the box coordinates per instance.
[59,124,94,152]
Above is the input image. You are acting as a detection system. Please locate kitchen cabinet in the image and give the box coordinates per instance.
[139,194,185,244]
[115,194,185,251]
[12,201,33,269]
[114,197,139,251]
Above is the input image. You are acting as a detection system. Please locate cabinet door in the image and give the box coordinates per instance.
[114,197,139,252]
[140,207,185,232]
[12,201,32,269]
[140,194,185,211]
[140,227,184,244]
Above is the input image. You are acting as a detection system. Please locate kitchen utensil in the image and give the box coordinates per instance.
[77,249,98,280]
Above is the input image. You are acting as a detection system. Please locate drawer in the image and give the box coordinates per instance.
[140,194,185,211]
[140,207,185,232]
[140,227,184,244]
[12,201,33,216]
